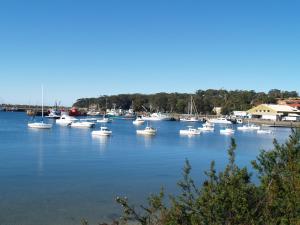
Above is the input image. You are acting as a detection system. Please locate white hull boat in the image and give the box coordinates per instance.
[92,127,112,136]
[220,128,235,135]
[142,113,171,121]
[28,122,52,129]
[198,124,214,132]
[28,85,52,129]
[97,117,112,123]
[257,129,272,134]
[71,121,95,128]
[180,117,199,122]
[136,126,157,135]
[237,124,260,131]
[180,126,201,135]
[209,118,232,124]
[56,115,78,126]
[133,117,145,125]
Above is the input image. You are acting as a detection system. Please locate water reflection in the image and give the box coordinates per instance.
[92,135,111,152]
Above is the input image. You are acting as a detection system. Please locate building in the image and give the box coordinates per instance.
[247,104,300,121]
[277,98,300,110]
[212,107,222,116]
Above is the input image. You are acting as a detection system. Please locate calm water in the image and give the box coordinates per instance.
[0,112,291,225]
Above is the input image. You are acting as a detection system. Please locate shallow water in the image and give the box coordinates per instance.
[0,112,290,224]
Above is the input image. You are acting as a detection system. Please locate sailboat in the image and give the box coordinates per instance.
[28,85,53,129]
[180,96,199,122]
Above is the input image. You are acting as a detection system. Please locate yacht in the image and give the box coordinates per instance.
[180,126,201,135]
[91,126,112,136]
[209,117,232,124]
[56,114,78,126]
[220,128,235,135]
[136,126,157,135]
[28,85,53,129]
[180,96,199,122]
[28,122,52,129]
[133,117,145,125]
[71,121,95,128]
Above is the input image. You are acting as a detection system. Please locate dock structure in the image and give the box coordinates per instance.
[247,118,300,128]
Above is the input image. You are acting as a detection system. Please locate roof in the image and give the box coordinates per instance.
[264,104,300,112]
[247,104,300,115]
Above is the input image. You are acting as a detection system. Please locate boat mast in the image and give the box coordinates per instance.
[190,95,193,116]
[41,84,44,120]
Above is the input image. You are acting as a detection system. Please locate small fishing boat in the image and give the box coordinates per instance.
[136,126,157,135]
[97,115,112,123]
[71,121,95,128]
[209,117,232,124]
[56,114,78,126]
[46,109,61,119]
[237,122,260,131]
[133,117,145,125]
[28,85,53,129]
[198,123,214,132]
[220,128,235,135]
[180,117,199,122]
[142,112,172,121]
[91,126,112,136]
[180,126,201,135]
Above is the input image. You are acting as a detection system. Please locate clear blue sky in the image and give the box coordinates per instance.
[0,0,299,106]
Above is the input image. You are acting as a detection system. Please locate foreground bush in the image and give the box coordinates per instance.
[84,129,300,225]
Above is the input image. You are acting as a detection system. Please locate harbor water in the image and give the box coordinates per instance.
[0,112,291,224]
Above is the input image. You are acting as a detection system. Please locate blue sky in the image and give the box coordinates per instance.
[0,0,299,106]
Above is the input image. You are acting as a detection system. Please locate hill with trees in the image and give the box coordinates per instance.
[73,89,298,115]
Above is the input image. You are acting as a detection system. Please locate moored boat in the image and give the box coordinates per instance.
[91,126,112,136]
[180,126,201,135]
[133,117,145,125]
[209,117,232,124]
[220,128,235,135]
[71,121,95,128]
[136,126,157,135]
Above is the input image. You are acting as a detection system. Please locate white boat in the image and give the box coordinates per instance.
[180,126,201,135]
[97,115,112,123]
[56,114,78,126]
[180,117,199,122]
[257,129,272,134]
[180,96,199,122]
[46,109,61,119]
[87,110,101,116]
[28,122,52,129]
[198,123,214,132]
[142,112,172,121]
[136,126,157,135]
[28,85,53,129]
[209,117,232,124]
[133,117,145,125]
[91,126,112,136]
[220,128,235,135]
[237,122,260,131]
[71,121,95,128]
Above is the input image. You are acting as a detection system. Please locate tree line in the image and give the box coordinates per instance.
[73,89,298,115]
[82,129,300,225]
